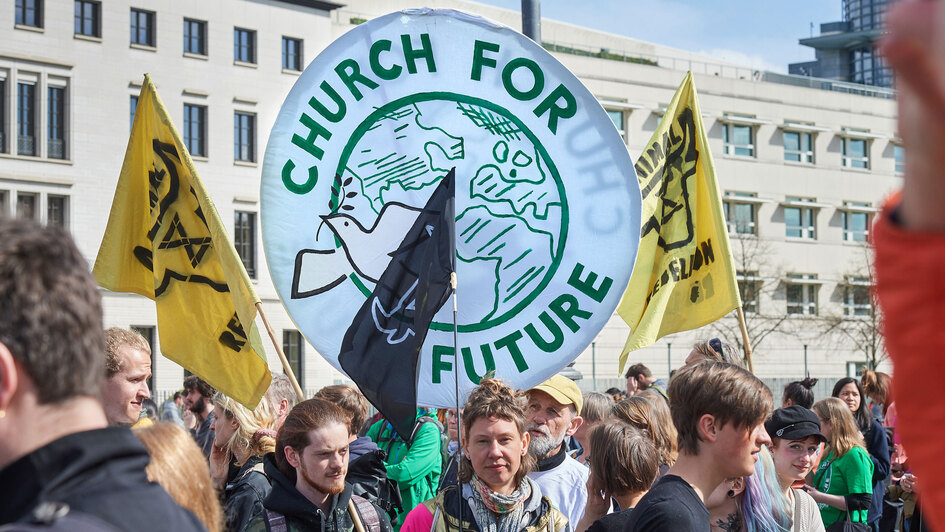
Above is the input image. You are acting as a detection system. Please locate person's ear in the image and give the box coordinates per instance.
[285,445,301,469]
[521,431,531,455]
[730,476,746,496]
[699,414,718,442]
[0,341,19,414]
[566,414,583,437]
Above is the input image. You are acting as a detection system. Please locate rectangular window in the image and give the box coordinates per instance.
[234,211,256,278]
[130,325,156,392]
[183,18,207,55]
[783,130,813,163]
[786,274,818,315]
[842,202,871,242]
[74,0,100,37]
[16,0,42,28]
[0,191,7,217]
[234,28,256,63]
[129,95,138,131]
[282,37,302,71]
[183,104,206,157]
[842,138,869,169]
[784,198,816,239]
[737,271,760,314]
[130,8,155,47]
[16,192,37,220]
[606,109,626,141]
[47,195,67,228]
[0,79,6,153]
[844,277,872,317]
[47,86,65,160]
[723,194,757,235]
[17,83,35,156]
[723,124,754,157]
[283,330,304,390]
[894,145,905,174]
[234,112,255,162]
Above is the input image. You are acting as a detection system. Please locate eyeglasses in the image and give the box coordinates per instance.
[709,338,723,356]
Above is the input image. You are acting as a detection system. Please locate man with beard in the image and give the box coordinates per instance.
[244,398,392,532]
[525,375,587,526]
[184,375,216,457]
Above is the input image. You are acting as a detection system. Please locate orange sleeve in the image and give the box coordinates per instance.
[873,191,945,530]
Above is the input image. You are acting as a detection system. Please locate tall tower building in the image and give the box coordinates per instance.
[789,0,892,87]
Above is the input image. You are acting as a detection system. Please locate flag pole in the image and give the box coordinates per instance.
[736,306,755,373]
[451,272,464,531]
[255,302,306,402]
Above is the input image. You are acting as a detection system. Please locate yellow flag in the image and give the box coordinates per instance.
[616,72,740,371]
[94,75,271,408]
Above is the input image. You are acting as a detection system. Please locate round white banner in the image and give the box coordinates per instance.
[261,9,641,407]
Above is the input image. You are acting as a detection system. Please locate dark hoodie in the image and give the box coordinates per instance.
[244,453,392,532]
[0,427,205,531]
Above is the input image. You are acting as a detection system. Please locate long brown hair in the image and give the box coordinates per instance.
[459,378,536,486]
[860,369,893,416]
[813,397,866,458]
[275,398,348,477]
[613,396,677,466]
[135,422,224,532]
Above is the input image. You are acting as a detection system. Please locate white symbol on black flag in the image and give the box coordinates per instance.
[339,169,455,443]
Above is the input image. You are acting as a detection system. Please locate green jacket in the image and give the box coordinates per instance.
[368,413,442,530]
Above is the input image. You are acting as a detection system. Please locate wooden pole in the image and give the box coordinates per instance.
[255,302,305,402]
[736,306,755,373]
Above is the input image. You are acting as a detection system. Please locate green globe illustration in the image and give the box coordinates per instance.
[331,93,567,331]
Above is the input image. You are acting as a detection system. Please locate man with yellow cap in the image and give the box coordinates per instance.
[525,374,587,527]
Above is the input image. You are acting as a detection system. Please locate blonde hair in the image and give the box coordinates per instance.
[212,392,277,462]
[813,397,865,458]
[613,395,678,466]
[135,422,223,532]
[104,327,150,378]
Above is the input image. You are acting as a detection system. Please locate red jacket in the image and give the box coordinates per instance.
[873,193,945,529]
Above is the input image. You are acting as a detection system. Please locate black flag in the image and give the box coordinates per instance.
[339,169,455,443]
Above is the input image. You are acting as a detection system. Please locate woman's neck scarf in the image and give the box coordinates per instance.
[469,474,531,532]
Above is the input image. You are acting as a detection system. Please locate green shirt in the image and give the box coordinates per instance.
[814,446,874,526]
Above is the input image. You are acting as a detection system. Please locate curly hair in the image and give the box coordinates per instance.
[104,327,151,378]
[212,392,277,461]
[459,378,535,486]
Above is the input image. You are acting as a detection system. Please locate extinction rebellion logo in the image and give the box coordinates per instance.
[261,9,642,406]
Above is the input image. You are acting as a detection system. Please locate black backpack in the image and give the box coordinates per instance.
[347,449,402,521]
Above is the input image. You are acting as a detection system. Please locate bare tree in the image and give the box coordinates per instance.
[820,243,886,369]
[711,233,793,366]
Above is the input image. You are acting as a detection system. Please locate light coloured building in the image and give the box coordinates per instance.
[1,0,897,399]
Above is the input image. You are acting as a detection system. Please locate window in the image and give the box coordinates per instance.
[15,0,42,28]
[234,211,256,278]
[282,37,302,71]
[17,83,35,156]
[234,112,255,162]
[0,191,7,217]
[785,274,818,315]
[130,325,156,392]
[606,109,626,140]
[784,197,816,239]
[74,1,100,37]
[723,193,758,235]
[843,277,872,317]
[130,9,155,47]
[283,330,304,390]
[129,95,138,131]
[0,79,6,153]
[737,271,760,313]
[723,123,754,157]
[47,86,65,160]
[842,202,871,242]
[184,19,207,55]
[16,192,37,220]
[783,130,813,163]
[842,137,869,169]
[47,195,67,228]
[183,104,206,157]
[234,28,256,63]
[894,144,905,174]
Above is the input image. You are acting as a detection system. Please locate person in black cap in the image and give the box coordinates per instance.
[766,406,827,532]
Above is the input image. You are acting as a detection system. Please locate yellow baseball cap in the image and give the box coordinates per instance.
[530,374,583,413]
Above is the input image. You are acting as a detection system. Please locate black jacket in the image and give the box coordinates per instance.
[244,453,392,532]
[0,427,205,531]
[224,455,272,532]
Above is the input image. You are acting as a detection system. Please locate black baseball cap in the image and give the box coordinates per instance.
[765,405,827,443]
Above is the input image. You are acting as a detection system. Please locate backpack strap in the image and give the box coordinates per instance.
[265,510,288,532]
[350,494,381,532]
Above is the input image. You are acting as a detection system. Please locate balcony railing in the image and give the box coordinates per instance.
[17,135,35,156]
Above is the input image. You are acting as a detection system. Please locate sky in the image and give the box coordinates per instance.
[471,1,842,73]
